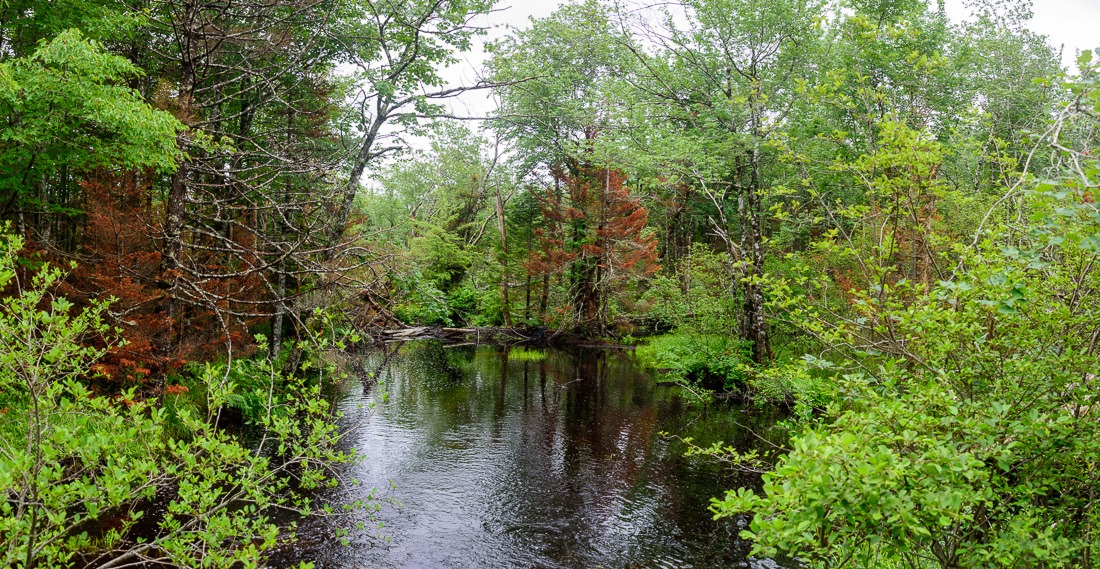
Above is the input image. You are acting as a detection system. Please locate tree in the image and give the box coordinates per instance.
[711,54,1100,568]
[624,0,827,362]
[360,122,520,326]
[0,29,181,242]
[329,0,498,251]
[0,229,358,568]
[527,166,659,333]
[488,0,636,168]
[145,0,360,365]
[489,0,657,334]
[139,0,501,363]
[61,170,178,382]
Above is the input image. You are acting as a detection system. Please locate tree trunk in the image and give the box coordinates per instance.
[742,148,771,364]
[739,101,772,365]
[161,0,198,364]
[538,273,550,320]
[270,256,286,360]
[495,186,512,326]
[327,100,390,254]
[524,273,532,321]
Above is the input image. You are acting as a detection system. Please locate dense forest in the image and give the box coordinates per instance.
[2,0,1100,566]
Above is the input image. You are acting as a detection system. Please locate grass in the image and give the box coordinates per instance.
[506,346,548,362]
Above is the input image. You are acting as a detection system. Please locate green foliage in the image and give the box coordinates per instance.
[363,122,522,327]
[719,379,1014,567]
[505,346,547,362]
[159,371,210,441]
[0,0,144,56]
[711,62,1100,567]
[393,271,453,325]
[0,29,182,200]
[447,280,505,327]
[186,352,319,427]
[635,331,750,391]
[746,358,836,419]
[487,0,638,169]
[409,223,471,287]
[639,244,739,332]
[0,232,365,568]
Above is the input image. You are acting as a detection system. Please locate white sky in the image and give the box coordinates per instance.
[944,0,1100,67]
[438,2,562,121]
[436,0,1100,122]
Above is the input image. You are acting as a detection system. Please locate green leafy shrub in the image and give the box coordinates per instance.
[634,331,751,390]
[639,244,739,332]
[393,271,452,325]
[447,280,506,326]
[446,283,480,323]
[0,231,365,568]
[188,357,280,426]
[715,64,1100,567]
[746,356,836,417]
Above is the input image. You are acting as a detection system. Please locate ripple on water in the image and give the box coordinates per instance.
[272,343,794,569]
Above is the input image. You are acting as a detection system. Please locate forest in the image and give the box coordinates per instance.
[2,0,1099,566]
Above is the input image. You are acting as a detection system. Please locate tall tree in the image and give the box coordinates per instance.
[330,0,498,251]
[528,166,659,333]
[136,0,496,362]
[712,54,1100,569]
[0,30,181,242]
[489,0,655,333]
[625,0,827,362]
[145,0,353,363]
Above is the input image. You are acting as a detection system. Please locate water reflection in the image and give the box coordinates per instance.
[276,342,790,568]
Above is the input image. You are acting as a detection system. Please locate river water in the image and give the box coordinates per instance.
[274,342,790,568]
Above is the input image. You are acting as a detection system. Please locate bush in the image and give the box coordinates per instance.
[716,76,1100,567]
[634,331,751,390]
[638,244,739,332]
[0,232,363,568]
[393,271,452,325]
[746,356,836,417]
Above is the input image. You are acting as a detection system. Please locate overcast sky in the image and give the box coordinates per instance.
[436,0,1100,122]
[944,0,1100,66]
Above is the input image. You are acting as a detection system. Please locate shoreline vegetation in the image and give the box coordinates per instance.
[0,232,367,568]
[3,0,1100,566]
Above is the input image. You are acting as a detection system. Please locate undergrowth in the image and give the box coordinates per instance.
[634,331,750,391]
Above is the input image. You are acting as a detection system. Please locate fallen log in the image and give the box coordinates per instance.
[371,325,548,345]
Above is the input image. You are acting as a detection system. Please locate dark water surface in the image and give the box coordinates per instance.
[275,342,789,569]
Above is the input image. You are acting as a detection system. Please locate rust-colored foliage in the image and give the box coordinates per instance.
[31,170,265,385]
[530,166,658,277]
[55,170,176,384]
[525,165,659,331]
[595,171,660,276]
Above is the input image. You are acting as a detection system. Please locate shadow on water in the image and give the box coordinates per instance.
[272,341,795,569]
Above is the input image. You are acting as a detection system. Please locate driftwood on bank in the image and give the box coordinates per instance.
[365,322,641,349]
[371,325,554,345]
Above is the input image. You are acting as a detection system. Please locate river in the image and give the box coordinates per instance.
[273,341,791,568]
